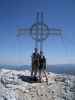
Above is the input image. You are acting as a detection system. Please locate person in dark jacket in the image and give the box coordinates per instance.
[31,48,39,77]
[39,51,48,82]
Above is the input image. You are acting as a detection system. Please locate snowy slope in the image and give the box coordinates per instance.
[0,69,75,100]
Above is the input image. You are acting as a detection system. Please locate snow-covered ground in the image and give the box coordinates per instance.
[0,69,75,100]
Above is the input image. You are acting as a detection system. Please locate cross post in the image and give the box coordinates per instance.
[17,12,62,52]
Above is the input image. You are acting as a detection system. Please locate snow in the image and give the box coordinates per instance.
[0,68,75,100]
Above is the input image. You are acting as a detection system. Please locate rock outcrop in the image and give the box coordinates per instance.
[0,69,75,100]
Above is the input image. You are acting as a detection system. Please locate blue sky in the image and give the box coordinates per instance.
[0,0,75,65]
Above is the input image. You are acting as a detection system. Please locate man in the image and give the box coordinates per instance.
[31,48,39,77]
[39,51,48,82]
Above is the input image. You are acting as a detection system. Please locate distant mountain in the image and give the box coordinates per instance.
[0,64,31,70]
[0,64,75,75]
[47,64,75,75]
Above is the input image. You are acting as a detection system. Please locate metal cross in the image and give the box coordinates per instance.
[17,12,62,51]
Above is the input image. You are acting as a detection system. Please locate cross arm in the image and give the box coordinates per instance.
[48,28,62,36]
[16,28,30,37]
